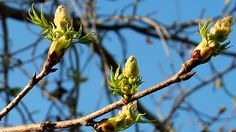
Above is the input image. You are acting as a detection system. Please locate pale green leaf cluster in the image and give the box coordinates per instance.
[28,4,98,63]
[106,101,153,131]
[199,20,211,43]
[102,56,154,131]
[198,19,232,57]
[28,4,54,40]
[193,16,233,63]
[28,4,97,44]
[108,56,142,99]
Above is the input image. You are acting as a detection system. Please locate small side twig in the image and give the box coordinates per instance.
[0,60,56,120]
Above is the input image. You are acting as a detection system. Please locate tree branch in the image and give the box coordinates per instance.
[0,57,200,131]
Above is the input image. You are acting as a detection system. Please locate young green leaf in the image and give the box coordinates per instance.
[78,32,98,44]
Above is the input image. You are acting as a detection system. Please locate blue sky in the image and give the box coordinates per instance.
[0,0,236,131]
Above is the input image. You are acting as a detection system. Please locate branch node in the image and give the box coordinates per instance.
[40,121,56,131]
[32,72,37,80]
[180,72,196,81]
[29,72,37,86]
[121,97,129,105]
[86,120,96,127]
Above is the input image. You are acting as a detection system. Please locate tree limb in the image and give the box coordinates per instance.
[0,57,200,131]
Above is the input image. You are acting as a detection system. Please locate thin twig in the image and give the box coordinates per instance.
[1,14,10,126]
[164,62,236,124]
[0,60,56,120]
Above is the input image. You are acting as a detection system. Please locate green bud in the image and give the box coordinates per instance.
[96,101,153,131]
[108,56,142,99]
[123,56,139,78]
[105,101,137,131]
[28,4,97,65]
[54,5,72,32]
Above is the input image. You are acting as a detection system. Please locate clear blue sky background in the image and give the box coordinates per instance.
[0,0,236,131]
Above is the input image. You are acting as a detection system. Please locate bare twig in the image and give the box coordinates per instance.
[164,62,236,124]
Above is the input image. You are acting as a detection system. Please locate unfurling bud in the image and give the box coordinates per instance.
[108,56,142,99]
[191,16,233,63]
[54,5,72,32]
[95,101,152,132]
[29,4,97,65]
[46,5,73,64]
[208,16,233,42]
